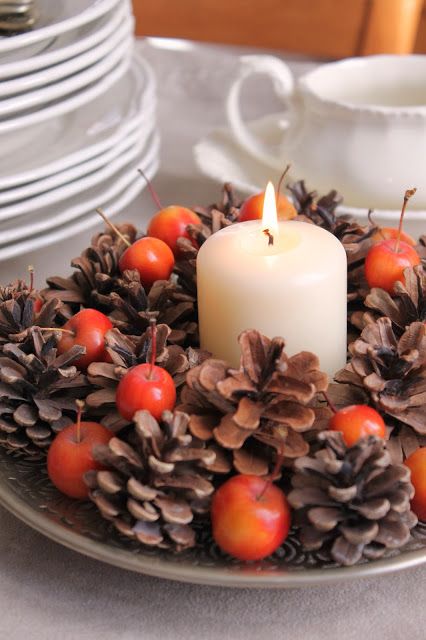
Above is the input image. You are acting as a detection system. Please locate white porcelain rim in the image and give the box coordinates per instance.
[0,35,133,116]
[0,0,121,54]
[0,14,134,98]
[0,126,158,224]
[0,55,156,187]
[0,2,129,80]
[0,49,132,134]
[0,154,159,261]
[0,106,156,206]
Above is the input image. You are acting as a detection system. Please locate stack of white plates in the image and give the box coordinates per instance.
[0,0,159,261]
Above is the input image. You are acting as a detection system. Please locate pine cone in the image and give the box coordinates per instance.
[0,279,31,303]
[85,326,209,430]
[85,410,216,550]
[335,318,426,434]
[41,224,137,312]
[288,431,418,566]
[289,180,343,226]
[0,328,90,456]
[354,266,426,334]
[104,277,198,346]
[0,293,61,348]
[179,329,329,476]
[193,182,241,230]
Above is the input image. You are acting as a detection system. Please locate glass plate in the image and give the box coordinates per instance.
[1,449,425,588]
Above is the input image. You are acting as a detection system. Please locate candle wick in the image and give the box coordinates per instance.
[263,228,274,246]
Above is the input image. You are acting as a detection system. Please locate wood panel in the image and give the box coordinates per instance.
[360,0,423,55]
[132,0,423,58]
[414,0,426,51]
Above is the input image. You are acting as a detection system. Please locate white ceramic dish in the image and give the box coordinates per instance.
[0,126,157,225]
[0,0,121,53]
[0,146,159,261]
[0,36,133,117]
[194,115,426,238]
[0,13,133,98]
[0,103,155,205]
[0,48,131,134]
[0,1,128,77]
[0,55,156,188]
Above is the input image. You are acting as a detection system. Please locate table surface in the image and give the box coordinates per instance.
[1,38,425,640]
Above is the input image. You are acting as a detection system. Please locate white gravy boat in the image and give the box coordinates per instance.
[226,54,426,210]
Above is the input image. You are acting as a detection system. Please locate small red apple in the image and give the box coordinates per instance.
[365,239,420,293]
[371,227,416,246]
[95,206,175,290]
[211,474,291,561]
[47,403,112,499]
[405,447,426,521]
[116,363,176,422]
[147,206,202,256]
[115,320,176,422]
[119,237,175,289]
[329,404,386,447]
[57,308,112,370]
[238,191,297,222]
[365,189,420,293]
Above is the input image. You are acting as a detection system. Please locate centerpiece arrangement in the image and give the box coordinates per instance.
[0,174,425,572]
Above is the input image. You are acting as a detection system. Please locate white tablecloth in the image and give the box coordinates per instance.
[0,38,424,640]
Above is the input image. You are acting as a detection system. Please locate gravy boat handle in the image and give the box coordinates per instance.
[226,55,297,170]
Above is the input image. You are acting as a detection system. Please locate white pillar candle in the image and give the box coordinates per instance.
[197,183,347,377]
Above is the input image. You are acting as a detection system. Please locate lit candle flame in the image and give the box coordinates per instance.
[262,181,278,235]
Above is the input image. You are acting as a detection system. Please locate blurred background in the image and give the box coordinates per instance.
[132,0,426,57]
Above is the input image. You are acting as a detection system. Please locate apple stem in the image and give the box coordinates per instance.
[137,169,163,210]
[263,228,274,246]
[148,318,157,380]
[28,265,35,292]
[39,327,75,336]
[257,450,285,500]
[394,188,416,254]
[276,164,291,197]
[75,400,84,444]
[322,390,337,414]
[96,208,131,247]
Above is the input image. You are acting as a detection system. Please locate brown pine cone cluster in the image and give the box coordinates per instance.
[0,179,423,569]
[85,410,216,550]
[42,224,199,345]
[85,326,208,430]
[0,292,60,348]
[336,318,426,434]
[179,329,328,476]
[288,431,417,566]
[0,328,90,455]
[352,265,426,334]
[42,224,137,312]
